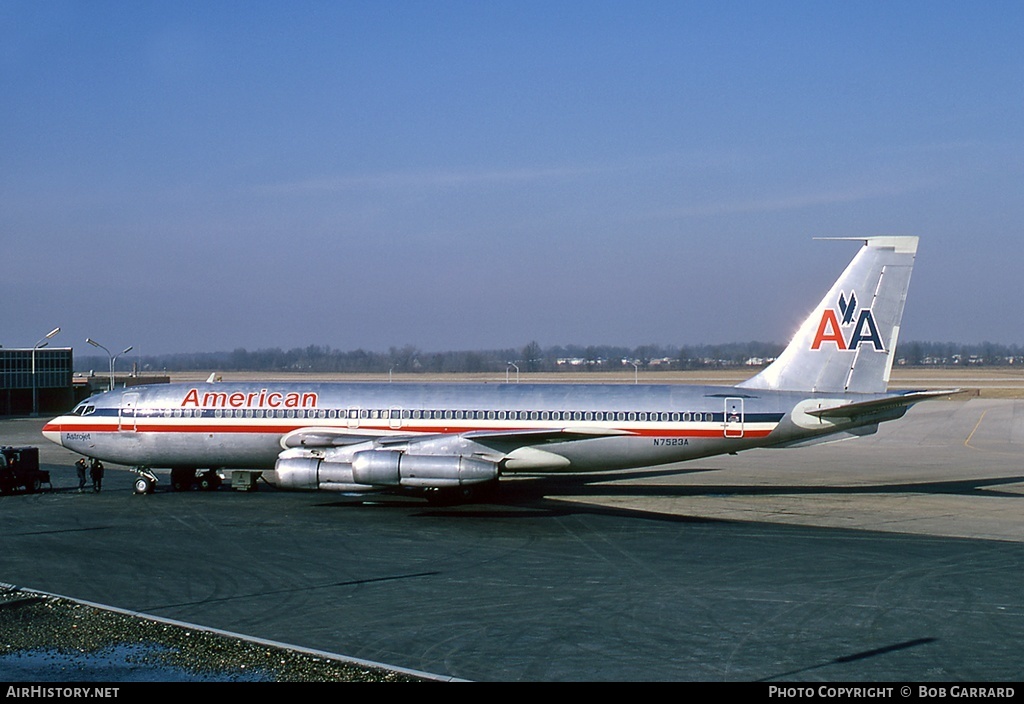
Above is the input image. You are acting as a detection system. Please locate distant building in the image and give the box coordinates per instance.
[0,347,75,416]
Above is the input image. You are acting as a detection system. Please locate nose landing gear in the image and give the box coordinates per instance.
[131,468,158,495]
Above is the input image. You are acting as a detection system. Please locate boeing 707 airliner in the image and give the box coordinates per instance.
[43,237,953,499]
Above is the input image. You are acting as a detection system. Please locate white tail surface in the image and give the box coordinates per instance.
[738,236,918,394]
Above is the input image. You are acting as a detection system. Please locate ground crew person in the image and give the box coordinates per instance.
[89,458,104,492]
[75,458,87,492]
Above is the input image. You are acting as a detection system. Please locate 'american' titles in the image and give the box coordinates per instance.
[181,388,318,409]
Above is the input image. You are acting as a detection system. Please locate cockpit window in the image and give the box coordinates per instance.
[72,405,96,416]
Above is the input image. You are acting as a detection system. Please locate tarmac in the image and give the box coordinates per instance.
[1,395,1022,682]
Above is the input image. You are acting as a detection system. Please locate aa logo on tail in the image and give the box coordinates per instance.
[811,291,884,351]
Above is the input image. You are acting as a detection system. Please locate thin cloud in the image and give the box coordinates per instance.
[653,176,943,219]
[259,164,613,194]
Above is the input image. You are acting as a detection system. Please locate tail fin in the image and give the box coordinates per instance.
[738,236,918,394]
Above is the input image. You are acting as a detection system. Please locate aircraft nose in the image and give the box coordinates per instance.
[42,419,63,445]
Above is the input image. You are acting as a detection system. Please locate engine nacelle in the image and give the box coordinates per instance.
[273,456,372,492]
[351,451,498,488]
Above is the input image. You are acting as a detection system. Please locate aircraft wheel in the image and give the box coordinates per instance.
[133,477,154,495]
[171,468,194,491]
[424,482,494,505]
[423,489,456,505]
[198,472,221,491]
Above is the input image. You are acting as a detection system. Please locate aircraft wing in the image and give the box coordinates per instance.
[463,426,633,443]
[279,429,362,448]
[280,425,632,450]
[806,389,964,420]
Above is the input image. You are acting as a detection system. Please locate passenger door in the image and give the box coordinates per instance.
[724,397,744,438]
[118,392,140,431]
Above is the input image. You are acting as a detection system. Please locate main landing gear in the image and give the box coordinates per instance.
[422,479,499,505]
[170,467,222,492]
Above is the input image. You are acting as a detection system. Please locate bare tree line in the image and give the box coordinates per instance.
[74,340,1024,375]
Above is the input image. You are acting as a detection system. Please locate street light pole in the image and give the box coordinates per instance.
[113,346,133,389]
[86,338,112,391]
[88,339,133,391]
[32,327,61,416]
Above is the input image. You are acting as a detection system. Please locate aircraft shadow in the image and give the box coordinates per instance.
[314,469,1024,524]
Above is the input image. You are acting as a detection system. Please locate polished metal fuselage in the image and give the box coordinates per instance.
[42,380,899,473]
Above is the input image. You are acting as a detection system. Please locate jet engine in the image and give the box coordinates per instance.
[351,450,498,488]
[271,449,499,491]
[272,456,369,492]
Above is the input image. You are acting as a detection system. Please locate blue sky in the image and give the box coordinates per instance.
[2,1,1022,356]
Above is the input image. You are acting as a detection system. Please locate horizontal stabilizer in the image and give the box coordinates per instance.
[807,389,963,420]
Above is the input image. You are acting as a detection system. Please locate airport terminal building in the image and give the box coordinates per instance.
[0,347,75,416]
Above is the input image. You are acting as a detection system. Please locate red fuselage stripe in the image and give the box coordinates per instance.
[46,421,775,439]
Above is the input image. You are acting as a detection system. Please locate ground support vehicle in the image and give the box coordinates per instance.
[0,446,50,494]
